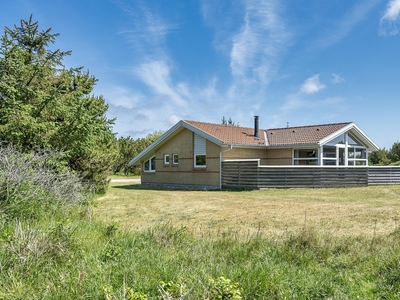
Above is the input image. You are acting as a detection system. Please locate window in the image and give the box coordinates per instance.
[173,154,179,164]
[293,149,318,165]
[348,147,367,166]
[195,155,206,167]
[164,154,170,165]
[194,133,206,168]
[144,156,156,172]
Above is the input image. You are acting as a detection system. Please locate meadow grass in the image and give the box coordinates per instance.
[96,182,400,239]
[2,182,400,299]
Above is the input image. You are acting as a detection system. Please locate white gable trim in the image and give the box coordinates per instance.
[318,123,379,151]
[128,120,224,166]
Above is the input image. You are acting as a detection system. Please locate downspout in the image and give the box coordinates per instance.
[220,145,233,189]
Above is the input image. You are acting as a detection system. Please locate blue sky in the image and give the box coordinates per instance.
[1,0,400,149]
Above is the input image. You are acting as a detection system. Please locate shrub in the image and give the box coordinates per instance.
[0,143,88,220]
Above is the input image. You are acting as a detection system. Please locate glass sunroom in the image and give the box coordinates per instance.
[293,131,370,166]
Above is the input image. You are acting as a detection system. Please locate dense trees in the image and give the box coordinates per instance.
[369,142,400,166]
[0,16,117,192]
[113,131,163,175]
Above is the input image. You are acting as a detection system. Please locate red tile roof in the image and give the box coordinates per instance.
[185,120,352,147]
[266,122,351,146]
[184,120,267,146]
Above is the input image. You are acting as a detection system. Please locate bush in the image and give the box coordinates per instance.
[0,143,88,220]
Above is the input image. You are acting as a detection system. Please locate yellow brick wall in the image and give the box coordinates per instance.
[141,129,221,187]
[265,148,292,165]
[221,147,292,165]
[141,128,294,187]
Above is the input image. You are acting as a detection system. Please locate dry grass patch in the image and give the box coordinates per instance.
[95,183,400,238]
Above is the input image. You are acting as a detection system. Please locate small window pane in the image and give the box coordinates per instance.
[195,155,206,167]
[173,154,178,164]
[150,157,156,170]
[164,154,169,164]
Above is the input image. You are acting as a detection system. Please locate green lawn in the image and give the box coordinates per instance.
[96,183,400,239]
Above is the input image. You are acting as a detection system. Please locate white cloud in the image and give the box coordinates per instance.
[331,73,345,84]
[300,74,326,94]
[230,0,291,85]
[100,85,144,109]
[380,0,400,35]
[133,60,188,107]
[117,1,179,57]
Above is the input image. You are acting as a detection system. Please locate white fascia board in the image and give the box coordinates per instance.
[264,131,269,146]
[128,120,185,166]
[348,123,380,151]
[267,144,317,149]
[318,123,354,146]
[318,123,379,151]
[181,121,224,146]
[128,120,225,166]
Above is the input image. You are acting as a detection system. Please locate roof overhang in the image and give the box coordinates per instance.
[128,120,224,166]
[318,123,379,151]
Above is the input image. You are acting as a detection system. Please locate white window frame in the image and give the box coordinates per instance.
[292,149,319,165]
[194,133,207,168]
[173,154,179,165]
[144,156,156,172]
[164,154,170,165]
[195,154,206,168]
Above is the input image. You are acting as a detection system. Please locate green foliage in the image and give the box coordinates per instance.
[114,131,163,174]
[209,277,242,300]
[369,149,391,165]
[221,116,240,126]
[389,141,400,163]
[0,144,87,220]
[105,222,120,237]
[103,286,148,300]
[100,243,122,262]
[369,142,400,165]
[159,280,188,299]
[3,216,400,299]
[0,16,117,192]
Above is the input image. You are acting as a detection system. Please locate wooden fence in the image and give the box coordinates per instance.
[368,166,400,185]
[221,160,400,189]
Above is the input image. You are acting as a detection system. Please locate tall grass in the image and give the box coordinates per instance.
[1,145,400,298]
[2,218,400,299]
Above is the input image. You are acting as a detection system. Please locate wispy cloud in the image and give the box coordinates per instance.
[98,85,144,109]
[380,0,400,35]
[133,60,187,108]
[300,74,326,94]
[116,0,179,56]
[230,0,291,85]
[331,73,345,84]
[314,0,380,48]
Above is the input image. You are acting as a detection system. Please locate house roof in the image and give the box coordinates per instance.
[184,120,267,146]
[266,122,352,146]
[128,119,379,166]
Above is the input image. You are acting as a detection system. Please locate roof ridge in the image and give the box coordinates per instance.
[184,119,259,131]
[268,122,352,131]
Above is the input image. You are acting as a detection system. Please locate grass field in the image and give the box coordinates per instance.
[3,179,400,298]
[96,182,400,239]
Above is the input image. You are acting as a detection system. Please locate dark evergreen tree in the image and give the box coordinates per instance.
[0,16,117,192]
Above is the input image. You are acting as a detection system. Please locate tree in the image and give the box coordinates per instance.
[114,131,163,175]
[221,116,240,126]
[0,16,117,192]
[389,142,400,164]
[369,149,390,165]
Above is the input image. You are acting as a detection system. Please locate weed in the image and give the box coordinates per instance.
[105,222,121,237]
[209,277,242,300]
